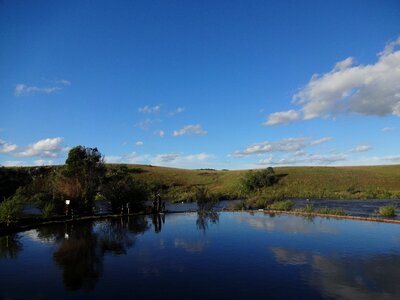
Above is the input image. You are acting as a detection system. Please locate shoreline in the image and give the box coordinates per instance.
[2,208,400,236]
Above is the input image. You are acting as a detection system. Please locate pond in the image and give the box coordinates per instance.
[1,212,400,299]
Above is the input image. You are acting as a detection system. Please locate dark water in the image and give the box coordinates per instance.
[1,212,400,299]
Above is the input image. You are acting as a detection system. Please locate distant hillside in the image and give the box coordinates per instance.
[111,164,400,201]
[2,164,400,202]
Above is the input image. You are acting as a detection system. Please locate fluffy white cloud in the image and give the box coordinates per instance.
[15,80,70,96]
[351,145,372,153]
[173,124,207,137]
[382,127,395,132]
[0,139,18,153]
[258,153,347,166]
[135,141,144,146]
[234,138,308,157]
[264,110,301,125]
[138,105,161,113]
[150,153,211,167]
[310,137,333,145]
[104,152,151,164]
[265,37,400,124]
[16,137,65,158]
[105,151,212,168]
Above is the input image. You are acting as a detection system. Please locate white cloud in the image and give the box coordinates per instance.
[264,110,301,125]
[135,141,144,146]
[2,160,25,167]
[104,152,212,168]
[233,137,311,157]
[0,139,18,153]
[138,105,161,113]
[351,145,372,153]
[14,79,70,96]
[381,155,400,162]
[58,79,71,86]
[258,153,347,166]
[173,124,207,137]
[34,159,54,166]
[311,137,333,145]
[16,137,65,158]
[153,153,180,163]
[136,118,157,131]
[169,107,185,116]
[104,152,150,164]
[150,152,211,167]
[156,130,165,137]
[382,127,395,132]
[265,37,400,124]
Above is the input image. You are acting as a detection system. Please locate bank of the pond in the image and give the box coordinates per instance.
[3,206,400,236]
[239,209,400,224]
[0,211,150,236]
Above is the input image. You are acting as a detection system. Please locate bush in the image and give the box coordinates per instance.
[268,200,293,211]
[378,205,396,217]
[195,186,216,211]
[42,202,55,218]
[241,167,280,193]
[0,197,22,226]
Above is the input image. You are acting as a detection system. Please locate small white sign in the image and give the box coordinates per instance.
[65,200,71,205]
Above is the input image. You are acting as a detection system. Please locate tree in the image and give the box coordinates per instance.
[63,146,106,212]
[100,166,148,213]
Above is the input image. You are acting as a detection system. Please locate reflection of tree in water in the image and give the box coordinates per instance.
[195,189,219,233]
[0,234,22,260]
[53,225,102,290]
[196,210,219,233]
[49,216,149,291]
[151,213,165,233]
[96,216,149,255]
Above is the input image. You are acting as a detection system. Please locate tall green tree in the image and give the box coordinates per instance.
[63,146,106,212]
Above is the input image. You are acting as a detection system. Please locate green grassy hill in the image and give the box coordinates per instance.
[113,164,400,201]
[2,164,400,203]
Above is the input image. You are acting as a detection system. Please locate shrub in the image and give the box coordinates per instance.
[0,197,22,226]
[378,205,396,217]
[42,202,55,218]
[241,167,279,193]
[268,200,293,211]
[195,186,216,211]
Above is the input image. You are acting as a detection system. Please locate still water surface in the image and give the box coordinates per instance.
[1,212,400,299]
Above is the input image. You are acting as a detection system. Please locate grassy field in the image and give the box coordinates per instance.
[111,164,400,201]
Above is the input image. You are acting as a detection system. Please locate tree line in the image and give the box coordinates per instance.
[0,146,150,226]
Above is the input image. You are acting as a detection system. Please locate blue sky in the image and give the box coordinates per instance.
[1,0,400,169]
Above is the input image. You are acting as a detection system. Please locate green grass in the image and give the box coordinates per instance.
[5,164,400,202]
[315,207,346,216]
[378,205,397,217]
[112,164,400,202]
[268,200,294,211]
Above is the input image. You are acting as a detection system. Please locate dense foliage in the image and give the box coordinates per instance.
[241,167,280,192]
[0,146,150,225]
[100,165,149,212]
[62,146,106,212]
